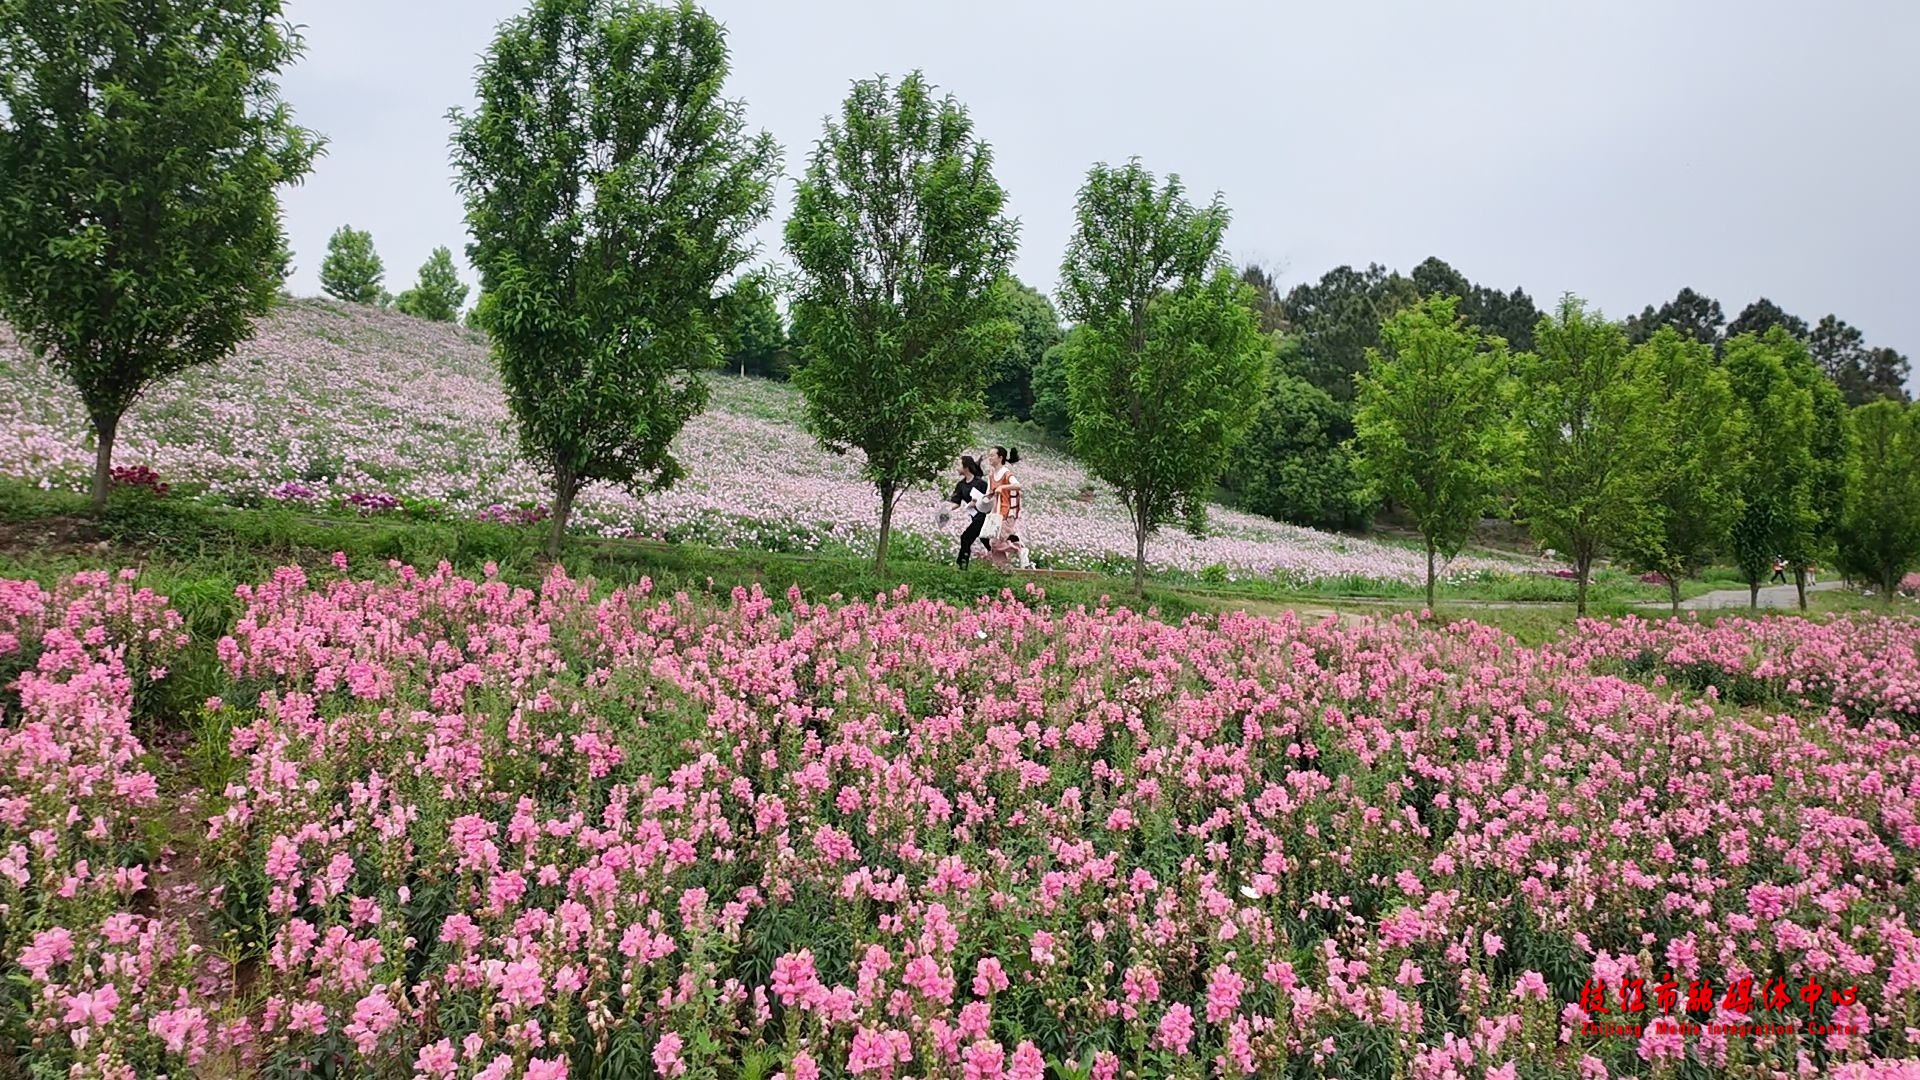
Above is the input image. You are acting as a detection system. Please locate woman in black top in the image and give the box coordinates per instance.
[945,456,990,568]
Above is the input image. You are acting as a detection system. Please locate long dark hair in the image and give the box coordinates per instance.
[960,455,981,480]
[994,446,1020,466]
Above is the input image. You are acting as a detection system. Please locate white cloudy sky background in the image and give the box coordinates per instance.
[278,0,1920,385]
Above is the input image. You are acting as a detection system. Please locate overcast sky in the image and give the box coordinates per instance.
[279,0,1920,381]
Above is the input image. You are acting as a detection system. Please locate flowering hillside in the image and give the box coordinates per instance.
[0,300,1552,586]
[4,566,1920,1078]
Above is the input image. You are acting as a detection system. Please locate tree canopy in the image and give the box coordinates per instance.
[785,71,1017,574]
[0,0,323,512]
[983,277,1063,421]
[1616,328,1747,611]
[392,246,469,322]
[321,225,387,305]
[1512,296,1652,615]
[451,0,780,554]
[1353,295,1511,609]
[1624,286,1724,347]
[1058,160,1270,594]
[1836,401,1920,599]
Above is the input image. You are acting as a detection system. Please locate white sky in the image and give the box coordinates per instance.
[278,0,1920,383]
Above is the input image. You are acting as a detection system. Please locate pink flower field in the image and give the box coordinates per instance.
[5,565,1920,1078]
[0,301,1551,586]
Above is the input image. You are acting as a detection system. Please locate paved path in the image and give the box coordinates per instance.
[1638,580,1842,612]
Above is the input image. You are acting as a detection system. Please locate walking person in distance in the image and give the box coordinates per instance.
[987,446,1028,569]
[943,455,991,568]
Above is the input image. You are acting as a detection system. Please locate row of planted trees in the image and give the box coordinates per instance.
[4,0,1912,607]
[451,0,1273,587]
[0,0,1264,589]
[1356,296,1920,612]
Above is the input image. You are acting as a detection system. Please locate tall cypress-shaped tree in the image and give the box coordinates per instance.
[452,0,779,555]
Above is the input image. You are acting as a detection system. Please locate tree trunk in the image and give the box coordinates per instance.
[91,412,119,516]
[1575,550,1592,617]
[875,483,895,576]
[546,477,576,559]
[1669,575,1681,615]
[1133,519,1148,597]
[1749,581,1760,610]
[1425,537,1436,612]
[1793,566,1807,610]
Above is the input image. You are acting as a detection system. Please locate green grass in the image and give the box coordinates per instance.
[2,482,1892,655]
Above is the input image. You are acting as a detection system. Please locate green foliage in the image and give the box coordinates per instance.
[0,0,323,513]
[1057,160,1271,593]
[1224,358,1375,532]
[451,0,779,555]
[1836,400,1920,596]
[1030,335,1075,440]
[784,71,1017,574]
[1407,256,1543,352]
[1280,263,1419,402]
[1784,339,1853,603]
[1238,263,1289,335]
[1726,297,1809,341]
[716,271,789,379]
[1353,295,1510,608]
[391,246,469,322]
[1808,313,1912,407]
[320,225,387,305]
[1615,328,1748,610]
[983,276,1063,420]
[1512,295,1653,614]
[1724,329,1817,602]
[1624,286,1723,347]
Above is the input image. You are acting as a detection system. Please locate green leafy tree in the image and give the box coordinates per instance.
[320,225,387,305]
[1804,314,1912,407]
[1724,329,1816,608]
[983,277,1063,420]
[1512,296,1652,615]
[1624,286,1724,347]
[1861,347,1913,405]
[451,0,779,555]
[465,290,493,332]
[1726,298,1808,341]
[1281,263,1419,402]
[1353,295,1511,609]
[1238,263,1289,335]
[1835,401,1920,600]
[785,72,1017,574]
[392,246,469,322]
[1616,328,1748,612]
[1407,256,1542,352]
[0,0,323,513]
[1783,343,1852,607]
[1225,358,1375,532]
[716,272,788,379]
[1030,334,1076,440]
[1058,161,1271,594]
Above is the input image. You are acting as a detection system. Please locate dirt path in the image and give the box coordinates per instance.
[1637,580,1842,612]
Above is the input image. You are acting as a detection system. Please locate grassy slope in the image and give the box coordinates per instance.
[0,298,1780,606]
